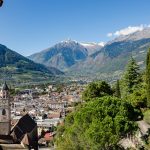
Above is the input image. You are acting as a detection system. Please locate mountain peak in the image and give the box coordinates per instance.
[60,39,78,44]
[29,40,88,71]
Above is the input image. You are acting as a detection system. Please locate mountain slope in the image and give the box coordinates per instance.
[0,44,63,83]
[28,27,150,80]
[29,40,88,71]
[67,28,150,78]
[80,42,104,55]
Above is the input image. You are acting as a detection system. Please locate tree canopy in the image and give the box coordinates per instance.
[82,80,113,101]
[55,49,150,149]
[146,48,150,107]
[114,80,121,98]
[123,57,141,93]
[56,96,139,150]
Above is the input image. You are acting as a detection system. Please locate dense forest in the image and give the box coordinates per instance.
[55,48,150,149]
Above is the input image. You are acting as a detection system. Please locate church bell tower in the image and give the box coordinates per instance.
[0,82,11,135]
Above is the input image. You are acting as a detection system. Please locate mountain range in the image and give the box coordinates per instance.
[28,40,106,72]
[1,27,150,82]
[29,27,150,79]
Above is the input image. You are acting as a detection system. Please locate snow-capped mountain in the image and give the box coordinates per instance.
[29,27,150,79]
[29,40,88,71]
[80,42,105,55]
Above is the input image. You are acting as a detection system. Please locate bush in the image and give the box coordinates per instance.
[56,96,139,150]
[82,80,113,101]
[144,110,150,124]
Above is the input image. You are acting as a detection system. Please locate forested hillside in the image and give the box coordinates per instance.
[0,44,63,84]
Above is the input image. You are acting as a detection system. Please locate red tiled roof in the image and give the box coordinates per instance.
[44,133,53,141]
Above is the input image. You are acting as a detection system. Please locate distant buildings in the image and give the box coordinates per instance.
[0,82,38,150]
[0,82,84,149]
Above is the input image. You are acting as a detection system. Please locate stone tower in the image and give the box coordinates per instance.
[0,82,11,135]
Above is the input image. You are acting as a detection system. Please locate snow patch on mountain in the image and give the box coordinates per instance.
[80,42,105,55]
[80,42,105,47]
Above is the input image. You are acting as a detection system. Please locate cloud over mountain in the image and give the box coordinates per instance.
[107,24,150,37]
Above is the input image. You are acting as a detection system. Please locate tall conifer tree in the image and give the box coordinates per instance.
[146,48,150,107]
[114,80,121,98]
[123,57,140,93]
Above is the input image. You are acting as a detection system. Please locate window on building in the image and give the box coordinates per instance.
[2,109,6,116]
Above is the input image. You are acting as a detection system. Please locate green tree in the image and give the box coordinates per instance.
[56,96,139,150]
[114,80,121,98]
[123,57,140,93]
[82,80,113,101]
[146,48,150,107]
[127,85,147,109]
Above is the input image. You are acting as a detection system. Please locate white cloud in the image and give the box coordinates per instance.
[98,42,105,47]
[107,24,150,37]
[114,25,144,36]
[107,33,113,37]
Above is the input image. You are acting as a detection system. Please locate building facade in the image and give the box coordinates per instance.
[0,82,10,135]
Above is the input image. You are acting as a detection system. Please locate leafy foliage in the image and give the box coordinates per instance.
[55,47,150,149]
[56,96,138,150]
[114,80,121,98]
[82,80,113,101]
[144,110,150,125]
[146,48,150,107]
[126,83,147,109]
[123,57,141,93]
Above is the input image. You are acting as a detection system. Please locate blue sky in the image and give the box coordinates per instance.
[0,0,150,56]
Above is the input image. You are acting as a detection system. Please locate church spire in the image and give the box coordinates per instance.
[2,81,9,91]
[1,81,9,99]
